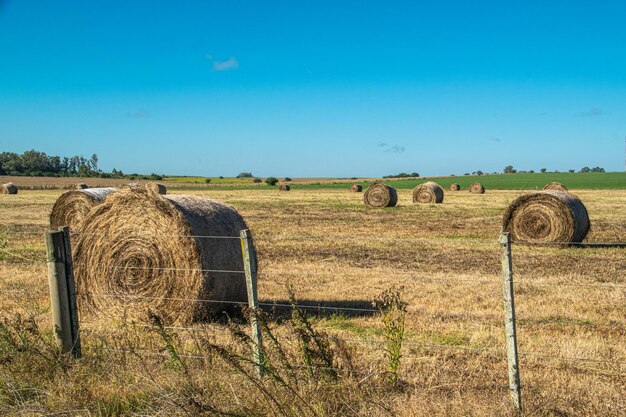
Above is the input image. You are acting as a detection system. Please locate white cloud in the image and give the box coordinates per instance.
[213,57,239,71]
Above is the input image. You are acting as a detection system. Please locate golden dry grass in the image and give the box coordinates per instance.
[0,188,624,416]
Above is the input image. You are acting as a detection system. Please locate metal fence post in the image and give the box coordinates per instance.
[240,229,265,376]
[500,232,522,414]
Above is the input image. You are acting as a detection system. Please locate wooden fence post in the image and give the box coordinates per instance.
[500,232,522,414]
[45,228,81,357]
[240,229,265,376]
[61,226,81,357]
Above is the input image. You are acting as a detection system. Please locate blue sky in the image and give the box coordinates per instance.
[1,1,624,177]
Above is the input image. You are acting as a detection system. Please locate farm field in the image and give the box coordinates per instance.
[0,187,624,416]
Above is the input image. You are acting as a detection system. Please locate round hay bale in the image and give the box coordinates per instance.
[363,183,398,208]
[412,182,444,204]
[279,185,291,191]
[543,182,568,192]
[1,182,18,194]
[50,188,117,231]
[469,182,485,194]
[147,182,167,195]
[73,188,252,324]
[502,190,589,244]
[350,184,363,192]
[74,183,89,190]
[449,183,461,191]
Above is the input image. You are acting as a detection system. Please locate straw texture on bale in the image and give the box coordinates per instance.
[450,183,461,191]
[350,184,363,192]
[543,182,568,192]
[364,183,397,208]
[470,182,485,194]
[147,182,167,195]
[502,190,589,244]
[50,188,117,231]
[279,185,291,191]
[412,182,444,204]
[74,183,89,190]
[1,183,17,194]
[73,188,252,324]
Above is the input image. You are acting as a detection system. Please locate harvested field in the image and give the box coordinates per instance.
[0,188,624,416]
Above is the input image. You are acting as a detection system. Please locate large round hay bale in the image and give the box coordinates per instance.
[50,188,117,231]
[350,184,363,192]
[1,183,18,194]
[364,183,397,208]
[279,185,291,191]
[147,182,167,195]
[412,182,444,204]
[449,183,461,191]
[469,182,485,194]
[502,190,589,244]
[543,182,568,192]
[73,188,252,324]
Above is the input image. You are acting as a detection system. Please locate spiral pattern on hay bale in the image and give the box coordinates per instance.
[449,183,461,191]
[350,184,363,192]
[469,182,485,194]
[1,183,17,194]
[502,190,589,244]
[73,188,252,324]
[412,182,444,204]
[363,183,398,208]
[147,182,167,195]
[50,188,117,231]
[543,182,568,192]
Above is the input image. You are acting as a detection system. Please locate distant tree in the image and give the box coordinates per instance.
[529,170,535,173]
[464,173,470,176]
[540,168,547,173]
[476,170,484,176]
[410,172,419,177]
[580,166,591,173]
[503,165,517,174]
[265,177,278,186]
[204,178,211,184]
[284,177,292,182]
[237,172,253,178]
[89,153,99,171]
[591,166,605,173]
[219,176,224,179]
[568,169,575,173]
[253,178,262,183]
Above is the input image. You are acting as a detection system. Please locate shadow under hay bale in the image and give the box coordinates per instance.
[50,187,117,231]
[73,188,253,324]
[147,182,167,195]
[1,182,17,194]
[469,182,485,194]
[279,184,291,191]
[364,183,397,208]
[412,181,444,204]
[350,184,363,192]
[449,183,461,191]
[502,190,589,244]
[543,182,568,192]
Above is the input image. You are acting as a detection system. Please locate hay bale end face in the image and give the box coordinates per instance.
[73,188,252,324]
[543,182,568,192]
[279,185,291,191]
[364,183,398,208]
[350,184,363,192]
[50,188,117,231]
[412,182,444,204]
[502,190,589,244]
[450,183,461,191]
[1,183,18,194]
[147,182,167,195]
[470,182,485,194]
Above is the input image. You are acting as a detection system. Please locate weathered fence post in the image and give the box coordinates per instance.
[500,232,522,414]
[45,228,81,357]
[240,229,265,376]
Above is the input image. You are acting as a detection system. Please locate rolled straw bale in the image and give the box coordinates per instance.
[73,188,252,324]
[412,182,444,204]
[1,183,17,194]
[502,190,589,244]
[364,183,397,208]
[469,182,485,194]
[279,185,291,191]
[74,183,89,190]
[50,188,117,231]
[147,182,167,195]
[350,184,363,192]
[543,182,568,192]
[450,183,461,191]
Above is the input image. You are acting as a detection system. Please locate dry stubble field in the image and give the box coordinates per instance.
[0,187,624,416]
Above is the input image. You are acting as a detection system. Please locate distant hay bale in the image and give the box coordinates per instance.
[147,182,167,195]
[412,182,444,204]
[73,188,252,324]
[469,182,485,194]
[350,184,363,192]
[502,190,589,244]
[50,188,117,231]
[543,182,568,192]
[1,183,17,194]
[279,185,291,191]
[450,183,461,191]
[74,183,89,190]
[364,183,397,208]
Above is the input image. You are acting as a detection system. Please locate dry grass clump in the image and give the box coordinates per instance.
[49,187,117,230]
[279,185,291,191]
[412,182,444,204]
[502,190,590,243]
[147,182,167,195]
[73,188,252,324]
[350,184,363,192]
[364,183,398,208]
[543,182,568,192]
[1,182,17,194]
[469,182,485,194]
[449,183,461,191]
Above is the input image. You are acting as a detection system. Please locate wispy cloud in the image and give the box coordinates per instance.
[127,109,148,119]
[206,54,239,71]
[489,137,501,143]
[578,108,603,117]
[378,143,405,153]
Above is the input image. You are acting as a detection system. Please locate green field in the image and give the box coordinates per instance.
[163,176,256,184]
